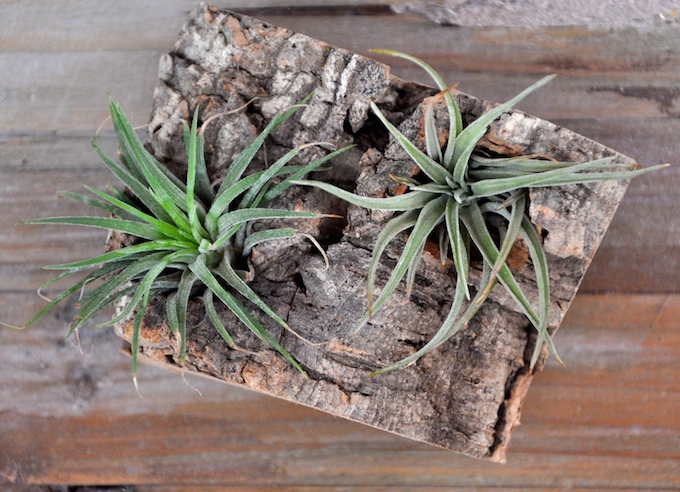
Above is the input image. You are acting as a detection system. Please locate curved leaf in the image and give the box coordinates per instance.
[461,202,540,325]
[370,49,462,162]
[445,198,470,300]
[58,190,136,222]
[24,216,168,242]
[183,124,214,205]
[292,180,434,211]
[175,268,199,364]
[471,158,621,197]
[242,228,297,257]
[213,208,318,250]
[485,204,560,368]
[44,239,195,271]
[356,196,447,331]
[203,289,235,347]
[372,264,488,375]
[364,210,420,318]
[83,186,193,242]
[91,139,174,224]
[452,74,556,185]
[214,259,289,330]
[263,145,354,204]
[370,101,449,185]
[189,257,305,374]
[218,95,311,193]
[424,103,443,163]
[239,148,299,209]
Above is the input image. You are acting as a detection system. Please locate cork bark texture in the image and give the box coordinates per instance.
[114,3,633,461]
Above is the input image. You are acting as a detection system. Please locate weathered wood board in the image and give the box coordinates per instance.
[2,293,678,488]
[1,0,678,488]
[2,3,678,294]
[107,3,639,461]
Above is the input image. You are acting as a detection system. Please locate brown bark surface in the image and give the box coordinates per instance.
[115,3,632,460]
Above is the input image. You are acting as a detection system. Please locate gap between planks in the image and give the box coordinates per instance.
[0,293,677,487]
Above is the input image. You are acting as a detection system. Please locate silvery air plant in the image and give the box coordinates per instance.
[8,96,349,385]
[294,50,668,375]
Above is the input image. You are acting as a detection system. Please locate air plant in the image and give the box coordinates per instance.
[294,50,668,374]
[8,96,349,383]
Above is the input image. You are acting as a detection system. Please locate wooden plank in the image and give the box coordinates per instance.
[0,134,119,170]
[0,51,160,133]
[1,0,194,52]
[574,126,680,292]
[6,49,680,132]
[0,2,401,52]
[1,294,678,488]
[157,488,679,492]
[4,3,680,75]
[249,16,680,87]
[582,245,680,293]
[133,489,662,492]
[5,60,679,131]
[3,13,680,131]
[2,130,676,293]
[1,2,677,489]
[0,168,114,291]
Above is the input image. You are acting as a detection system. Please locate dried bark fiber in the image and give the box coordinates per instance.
[115,3,632,461]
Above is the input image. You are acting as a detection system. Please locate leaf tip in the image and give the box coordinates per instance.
[369,48,402,58]
[0,321,26,330]
[553,351,565,367]
[133,376,143,399]
[351,320,366,335]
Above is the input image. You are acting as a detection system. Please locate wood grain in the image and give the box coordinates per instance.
[1,0,679,488]
[1,294,678,488]
[2,117,677,295]
[0,0,402,48]
[3,10,680,129]
[2,7,677,294]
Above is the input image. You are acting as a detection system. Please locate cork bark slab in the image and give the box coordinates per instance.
[114,3,632,461]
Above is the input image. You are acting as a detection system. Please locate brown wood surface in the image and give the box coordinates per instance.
[1,1,679,489]
[2,293,678,488]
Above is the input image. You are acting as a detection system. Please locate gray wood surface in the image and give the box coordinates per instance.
[2,3,678,293]
[1,1,678,489]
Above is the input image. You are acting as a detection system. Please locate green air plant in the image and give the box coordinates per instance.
[8,97,349,384]
[293,50,668,375]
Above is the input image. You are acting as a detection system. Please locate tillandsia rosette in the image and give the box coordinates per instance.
[293,50,668,375]
[7,95,350,384]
